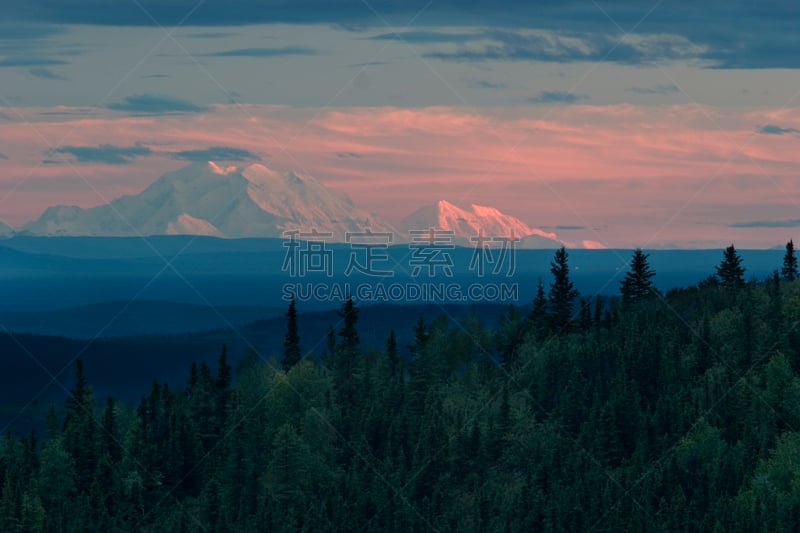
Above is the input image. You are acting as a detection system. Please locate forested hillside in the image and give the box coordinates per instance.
[2,246,800,532]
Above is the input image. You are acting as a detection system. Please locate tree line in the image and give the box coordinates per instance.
[520,240,798,340]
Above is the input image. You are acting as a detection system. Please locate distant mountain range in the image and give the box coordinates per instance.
[10,161,587,247]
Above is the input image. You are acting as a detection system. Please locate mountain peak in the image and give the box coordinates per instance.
[23,162,395,239]
[436,199,460,209]
[400,200,564,248]
[208,161,237,175]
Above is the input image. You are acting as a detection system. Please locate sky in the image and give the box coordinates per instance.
[0,0,799,248]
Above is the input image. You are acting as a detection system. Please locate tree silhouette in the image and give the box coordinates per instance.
[620,248,658,304]
[715,244,745,288]
[408,315,431,359]
[324,324,336,363]
[548,246,578,331]
[578,298,592,330]
[782,239,798,281]
[282,297,301,371]
[333,296,360,412]
[526,278,549,340]
[385,329,402,384]
[337,296,360,357]
[62,358,97,494]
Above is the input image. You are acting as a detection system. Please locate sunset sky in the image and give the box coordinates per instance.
[1,0,799,248]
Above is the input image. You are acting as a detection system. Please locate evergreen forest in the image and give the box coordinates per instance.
[2,243,800,532]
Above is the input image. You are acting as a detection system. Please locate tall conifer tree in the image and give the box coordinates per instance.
[782,239,798,281]
[548,247,578,331]
[620,248,658,303]
[716,244,746,287]
[526,278,549,339]
[282,297,301,371]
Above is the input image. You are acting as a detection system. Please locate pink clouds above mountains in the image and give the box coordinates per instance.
[1,103,798,248]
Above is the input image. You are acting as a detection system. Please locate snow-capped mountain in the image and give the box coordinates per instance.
[22,161,397,239]
[399,200,565,248]
[20,163,599,248]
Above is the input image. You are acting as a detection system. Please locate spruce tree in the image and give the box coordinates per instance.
[578,298,592,330]
[100,397,121,463]
[593,297,604,327]
[620,248,658,304]
[526,279,549,340]
[385,329,401,384]
[766,270,784,340]
[409,315,430,355]
[215,345,232,435]
[282,297,301,371]
[216,345,232,393]
[695,314,713,374]
[548,247,578,332]
[324,324,336,363]
[62,358,97,494]
[333,296,360,412]
[497,304,524,365]
[782,239,798,281]
[188,361,199,391]
[337,296,360,357]
[45,405,59,441]
[715,244,746,288]
[63,358,89,431]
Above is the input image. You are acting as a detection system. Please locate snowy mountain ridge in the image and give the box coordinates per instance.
[17,161,592,247]
[21,161,396,240]
[400,200,567,248]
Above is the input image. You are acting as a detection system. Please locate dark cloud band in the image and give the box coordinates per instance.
[170,147,260,161]
[758,124,799,135]
[106,94,208,114]
[51,144,152,165]
[1,1,799,69]
[528,91,587,104]
[730,219,800,228]
[46,143,260,165]
[206,46,318,58]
